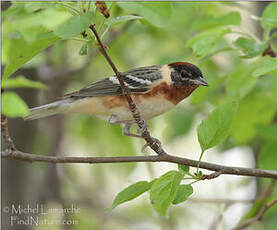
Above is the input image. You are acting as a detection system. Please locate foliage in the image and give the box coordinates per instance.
[197,100,238,152]
[107,181,152,211]
[117,2,172,27]
[1,1,277,228]
[150,170,183,215]
[261,2,277,39]
[1,92,29,117]
[187,27,231,58]
[2,76,47,89]
[109,166,195,216]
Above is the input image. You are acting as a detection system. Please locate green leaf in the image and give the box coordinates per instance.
[107,181,151,211]
[1,76,47,89]
[102,15,143,38]
[234,37,267,58]
[226,66,258,100]
[79,43,88,56]
[231,94,275,144]
[117,2,172,27]
[197,100,238,151]
[257,124,277,141]
[1,92,29,117]
[2,3,71,35]
[178,164,189,173]
[150,171,183,215]
[172,184,193,205]
[258,141,277,170]
[167,108,196,140]
[198,171,203,179]
[54,12,93,38]
[252,58,277,77]
[2,32,60,80]
[187,27,231,58]
[261,2,277,36]
[191,12,241,30]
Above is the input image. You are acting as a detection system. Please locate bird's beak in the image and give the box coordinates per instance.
[193,77,209,86]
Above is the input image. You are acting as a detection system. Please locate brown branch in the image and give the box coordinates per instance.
[2,149,277,179]
[1,88,15,150]
[89,24,166,155]
[1,114,15,150]
[202,170,224,180]
[233,180,276,230]
[233,198,277,230]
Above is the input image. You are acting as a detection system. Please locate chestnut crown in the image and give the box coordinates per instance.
[169,62,208,86]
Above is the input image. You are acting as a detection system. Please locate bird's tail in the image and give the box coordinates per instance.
[24,98,75,120]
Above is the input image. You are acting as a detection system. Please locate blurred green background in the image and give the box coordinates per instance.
[2,1,277,230]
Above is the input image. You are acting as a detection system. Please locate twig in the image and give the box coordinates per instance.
[202,170,224,180]
[232,198,277,230]
[262,45,276,58]
[1,88,14,150]
[89,24,166,155]
[2,149,277,179]
[1,114,15,150]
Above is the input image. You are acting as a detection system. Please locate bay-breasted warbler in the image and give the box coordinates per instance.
[25,62,208,137]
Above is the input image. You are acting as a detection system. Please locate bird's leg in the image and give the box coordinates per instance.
[123,122,163,153]
[108,114,143,139]
[136,118,149,134]
[122,122,144,139]
[108,114,119,124]
[108,115,163,153]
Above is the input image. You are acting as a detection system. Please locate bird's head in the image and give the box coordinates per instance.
[169,62,208,87]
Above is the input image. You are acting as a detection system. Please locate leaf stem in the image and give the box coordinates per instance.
[189,179,201,185]
[197,150,205,174]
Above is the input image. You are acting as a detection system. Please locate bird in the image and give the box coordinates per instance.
[25,62,208,138]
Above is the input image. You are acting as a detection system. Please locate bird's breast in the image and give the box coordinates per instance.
[140,82,199,104]
[70,81,198,121]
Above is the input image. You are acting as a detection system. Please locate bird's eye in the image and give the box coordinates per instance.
[182,70,192,78]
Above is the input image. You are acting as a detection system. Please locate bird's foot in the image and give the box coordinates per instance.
[109,115,163,154]
[123,122,144,139]
[108,114,119,124]
[108,115,139,137]
[136,118,149,134]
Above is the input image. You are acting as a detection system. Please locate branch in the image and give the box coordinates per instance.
[1,114,15,150]
[262,45,276,58]
[233,198,277,230]
[89,24,166,155]
[2,149,277,179]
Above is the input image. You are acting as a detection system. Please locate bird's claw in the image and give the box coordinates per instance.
[137,119,149,134]
[108,114,118,124]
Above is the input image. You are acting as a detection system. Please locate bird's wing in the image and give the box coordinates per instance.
[64,65,162,98]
